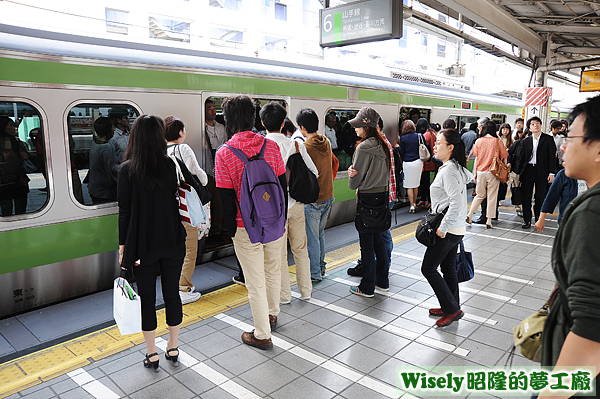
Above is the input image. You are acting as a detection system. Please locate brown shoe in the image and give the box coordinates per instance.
[241,331,273,350]
[435,310,464,327]
[269,315,277,330]
[428,308,443,316]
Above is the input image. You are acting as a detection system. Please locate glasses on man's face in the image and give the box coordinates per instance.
[565,135,586,143]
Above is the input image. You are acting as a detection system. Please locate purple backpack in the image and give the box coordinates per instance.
[225,140,286,244]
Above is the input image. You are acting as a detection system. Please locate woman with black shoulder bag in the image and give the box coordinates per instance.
[421,129,473,327]
[347,107,391,298]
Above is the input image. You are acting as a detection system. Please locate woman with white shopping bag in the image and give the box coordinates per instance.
[165,116,209,305]
[118,115,186,372]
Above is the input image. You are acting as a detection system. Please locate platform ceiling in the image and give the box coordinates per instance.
[413,0,600,75]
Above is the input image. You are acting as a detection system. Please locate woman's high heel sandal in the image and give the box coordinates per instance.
[165,347,179,367]
[144,352,159,372]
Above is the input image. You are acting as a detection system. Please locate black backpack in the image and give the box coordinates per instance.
[286,141,320,204]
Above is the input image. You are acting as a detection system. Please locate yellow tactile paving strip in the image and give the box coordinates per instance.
[0,221,419,398]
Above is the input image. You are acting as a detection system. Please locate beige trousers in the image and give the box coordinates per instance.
[469,173,500,220]
[280,202,313,302]
[179,222,198,292]
[233,227,284,340]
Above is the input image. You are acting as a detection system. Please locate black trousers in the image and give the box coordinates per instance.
[521,164,549,223]
[421,233,462,315]
[134,252,184,331]
[419,171,432,203]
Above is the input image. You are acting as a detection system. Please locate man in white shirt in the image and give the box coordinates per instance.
[324,113,339,150]
[205,99,228,243]
[261,102,318,303]
[108,108,130,162]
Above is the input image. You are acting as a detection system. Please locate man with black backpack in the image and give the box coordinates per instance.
[261,102,319,305]
[215,95,288,350]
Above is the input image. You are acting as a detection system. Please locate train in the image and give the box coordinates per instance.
[0,23,522,318]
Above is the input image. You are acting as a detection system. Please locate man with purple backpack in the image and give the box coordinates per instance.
[215,95,288,350]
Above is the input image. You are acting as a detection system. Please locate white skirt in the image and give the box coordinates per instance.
[403,159,423,188]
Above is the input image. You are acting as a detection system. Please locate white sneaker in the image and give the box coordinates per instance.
[280,299,291,305]
[180,290,201,305]
[300,296,311,301]
[189,285,195,293]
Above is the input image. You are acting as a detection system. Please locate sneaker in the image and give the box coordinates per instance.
[349,286,374,298]
[232,276,246,286]
[300,295,311,301]
[179,290,201,305]
[280,299,291,305]
[189,285,195,293]
[375,285,389,292]
[347,260,363,277]
[311,277,322,283]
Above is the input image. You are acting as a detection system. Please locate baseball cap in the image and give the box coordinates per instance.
[349,107,380,128]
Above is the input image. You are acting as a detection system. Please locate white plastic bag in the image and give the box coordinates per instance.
[113,277,142,335]
[198,201,211,240]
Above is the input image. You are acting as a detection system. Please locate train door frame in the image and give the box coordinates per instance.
[0,96,53,222]
[63,99,143,211]
[399,105,433,127]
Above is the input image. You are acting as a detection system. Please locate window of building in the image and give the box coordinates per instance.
[437,41,446,58]
[398,27,408,48]
[275,2,287,21]
[302,0,319,27]
[323,109,359,171]
[210,27,244,48]
[149,17,190,42]
[438,13,447,23]
[209,0,242,11]
[0,101,48,217]
[106,9,128,34]
[66,104,140,206]
[264,36,287,51]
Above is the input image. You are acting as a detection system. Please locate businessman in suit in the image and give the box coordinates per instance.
[519,116,557,228]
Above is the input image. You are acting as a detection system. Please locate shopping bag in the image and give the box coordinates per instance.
[197,201,211,240]
[456,240,474,283]
[113,277,142,335]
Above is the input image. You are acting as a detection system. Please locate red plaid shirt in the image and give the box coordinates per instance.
[215,132,286,227]
[381,134,397,203]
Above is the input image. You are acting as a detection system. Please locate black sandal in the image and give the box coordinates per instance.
[144,352,159,372]
[165,347,179,367]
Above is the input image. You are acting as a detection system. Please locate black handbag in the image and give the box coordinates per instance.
[287,141,320,204]
[355,197,391,234]
[415,206,448,247]
[456,240,474,283]
[511,184,522,206]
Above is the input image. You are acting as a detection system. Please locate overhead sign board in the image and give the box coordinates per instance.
[580,69,600,92]
[320,0,402,48]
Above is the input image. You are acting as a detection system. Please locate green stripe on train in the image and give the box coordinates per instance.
[0,215,118,275]
[358,89,522,114]
[0,57,347,99]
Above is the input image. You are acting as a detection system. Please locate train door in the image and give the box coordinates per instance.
[448,114,479,133]
[399,106,432,126]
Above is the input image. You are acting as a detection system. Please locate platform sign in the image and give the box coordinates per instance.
[580,70,600,92]
[524,87,552,132]
[320,0,402,48]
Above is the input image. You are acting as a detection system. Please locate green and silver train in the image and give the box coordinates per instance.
[0,24,521,318]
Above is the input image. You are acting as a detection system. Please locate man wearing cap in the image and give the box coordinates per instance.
[519,116,556,228]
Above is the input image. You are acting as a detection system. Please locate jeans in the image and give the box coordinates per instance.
[357,192,390,296]
[421,233,463,315]
[305,197,334,280]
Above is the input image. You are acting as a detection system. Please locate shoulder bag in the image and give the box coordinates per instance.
[174,144,212,205]
[355,193,391,234]
[418,134,430,162]
[490,138,510,183]
[415,206,448,247]
[287,141,320,204]
[170,155,206,227]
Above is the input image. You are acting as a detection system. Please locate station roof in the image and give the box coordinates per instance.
[413,0,600,75]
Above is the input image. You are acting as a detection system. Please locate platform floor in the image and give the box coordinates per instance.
[0,202,559,399]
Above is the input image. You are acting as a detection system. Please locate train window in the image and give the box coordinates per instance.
[449,115,479,133]
[324,109,359,171]
[0,101,49,217]
[66,104,139,206]
[491,114,506,125]
[399,107,431,126]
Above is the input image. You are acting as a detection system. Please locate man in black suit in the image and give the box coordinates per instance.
[519,116,557,228]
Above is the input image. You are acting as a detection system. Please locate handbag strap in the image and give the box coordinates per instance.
[169,155,184,185]
[557,284,574,328]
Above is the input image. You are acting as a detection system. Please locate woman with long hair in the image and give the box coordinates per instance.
[118,115,186,372]
[421,129,473,327]
[416,118,436,209]
[347,107,391,298]
[165,116,208,305]
[399,119,424,213]
[465,120,508,228]
[496,123,513,210]
[508,128,526,217]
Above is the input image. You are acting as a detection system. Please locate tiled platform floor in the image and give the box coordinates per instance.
[4,208,558,399]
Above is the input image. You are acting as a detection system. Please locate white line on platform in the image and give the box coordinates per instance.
[464,232,552,247]
[215,313,400,398]
[467,224,554,238]
[67,369,120,399]
[155,337,261,399]
[391,252,534,285]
